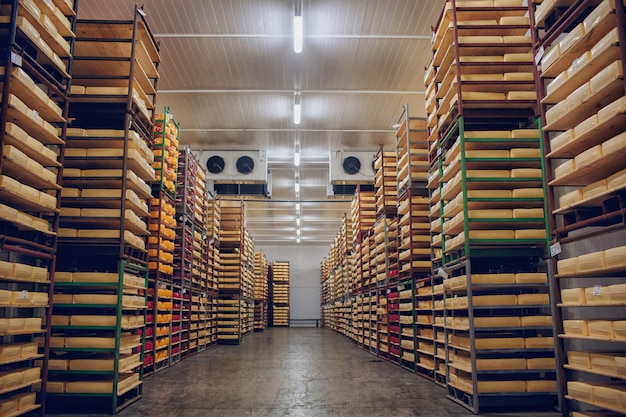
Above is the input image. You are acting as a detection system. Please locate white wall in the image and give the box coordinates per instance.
[256,244,328,321]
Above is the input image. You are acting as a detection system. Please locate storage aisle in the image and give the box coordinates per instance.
[47,328,560,417]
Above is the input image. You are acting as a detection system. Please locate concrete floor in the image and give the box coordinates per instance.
[49,328,562,416]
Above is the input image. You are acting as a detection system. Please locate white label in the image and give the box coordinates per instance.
[10,52,22,66]
[522,0,528,7]
[437,268,448,279]
[138,9,147,17]
[550,242,562,257]
[21,290,29,300]
[593,285,601,296]
[535,46,545,65]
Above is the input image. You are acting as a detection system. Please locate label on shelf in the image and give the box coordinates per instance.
[10,52,22,66]
[437,268,448,279]
[593,285,601,296]
[21,290,29,300]
[550,242,562,257]
[535,46,544,65]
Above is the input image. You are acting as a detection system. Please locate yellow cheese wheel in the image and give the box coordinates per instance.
[526,380,557,392]
[510,148,541,158]
[561,288,586,304]
[512,188,544,198]
[550,129,574,151]
[564,320,588,335]
[587,320,614,338]
[568,351,591,369]
[511,168,543,178]
[604,246,626,267]
[582,179,608,199]
[507,91,537,100]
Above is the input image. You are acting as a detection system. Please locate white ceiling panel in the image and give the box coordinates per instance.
[78,0,445,245]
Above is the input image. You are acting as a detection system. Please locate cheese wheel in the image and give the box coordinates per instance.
[604,246,626,267]
[563,320,589,336]
[503,53,534,62]
[469,230,515,239]
[525,337,554,348]
[574,114,599,138]
[550,129,574,151]
[559,189,583,208]
[574,144,603,169]
[516,273,547,283]
[587,320,614,338]
[601,131,626,156]
[511,168,542,178]
[608,168,626,190]
[513,208,544,218]
[510,148,540,158]
[503,36,531,44]
[578,251,606,271]
[582,179,607,199]
[568,351,591,369]
[554,160,576,178]
[462,91,506,100]
[561,288,586,304]
[521,316,552,326]
[567,82,592,108]
[504,72,534,81]
[512,188,544,198]
[527,380,557,392]
[70,85,86,95]
[557,257,579,274]
[518,293,550,305]
[499,16,529,25]
[598,96,626,124]
[545,100,569,126]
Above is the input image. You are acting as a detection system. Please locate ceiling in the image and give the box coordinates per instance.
[78,0,445,246]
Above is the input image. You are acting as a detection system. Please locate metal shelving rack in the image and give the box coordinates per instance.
[253,251,268,331]
[386,287,400,361]
[425,0,558,413]
[48,7,158,413]
[0,0,76,414]
[145,192,175,375]
[271,261,289,327]
[173,147,197,362]
[398,280,416,371]
[530,0,626,415]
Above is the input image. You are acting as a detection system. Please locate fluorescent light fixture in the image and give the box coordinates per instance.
[293,102,301,125]
[294,146,300,166]
[297,236,301,243]
[293,15,303,53]
[296,228,301,237]
[294,182,300,193]
[296,217,301,226]
[295,202,301,211]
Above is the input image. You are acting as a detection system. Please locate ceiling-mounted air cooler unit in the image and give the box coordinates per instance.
[329,151,376,185]
[198,150,268,184]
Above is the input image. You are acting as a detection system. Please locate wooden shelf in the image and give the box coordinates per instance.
[5,94,63,145]
[1,67,65,122]
[541,5,618,78]
[542,39,621,104]
[549,136,626,186]
[547,98,626,158]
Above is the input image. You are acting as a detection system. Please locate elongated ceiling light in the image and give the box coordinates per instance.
[293,92,301,125]
[293,0,302,54]
[294,143,301,166]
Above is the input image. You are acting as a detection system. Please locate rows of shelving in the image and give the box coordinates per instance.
[0,0,75,415]
[271,261,289,327]
[532,0,626,415]
[49,9,158,413]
